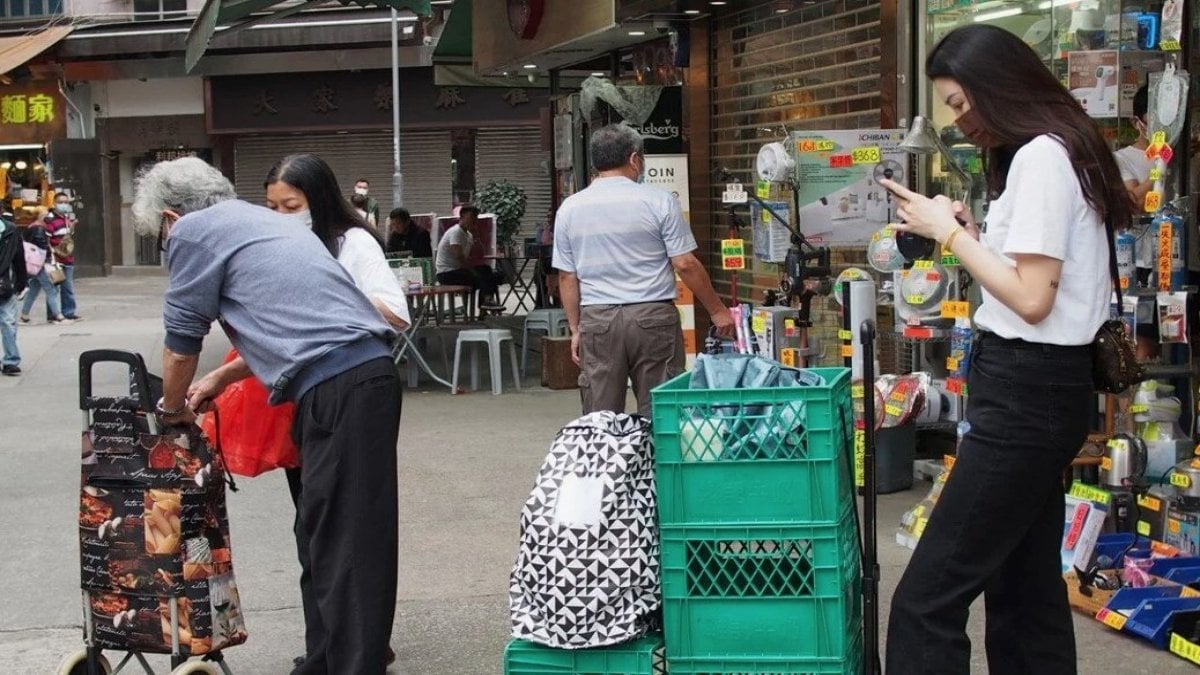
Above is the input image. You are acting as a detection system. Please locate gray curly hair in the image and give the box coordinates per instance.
[132,157,237,236]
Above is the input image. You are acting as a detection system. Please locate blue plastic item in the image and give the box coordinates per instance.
[1101,586,1200,649]
[1164,567,1200,586]
[1092,533,1151,568]
[1149,557,1200,578]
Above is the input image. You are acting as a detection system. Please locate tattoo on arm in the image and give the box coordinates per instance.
[1050,280,1060,289]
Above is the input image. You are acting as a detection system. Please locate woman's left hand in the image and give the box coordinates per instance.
[880,179,960,243]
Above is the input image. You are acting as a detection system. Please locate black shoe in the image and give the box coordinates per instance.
[2,365,20,376]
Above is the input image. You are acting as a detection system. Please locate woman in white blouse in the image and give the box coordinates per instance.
[263,153,408,672]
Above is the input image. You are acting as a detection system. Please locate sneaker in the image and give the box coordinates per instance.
[65,315,82,321]
[1,365,20,376]
[51,316,75,325]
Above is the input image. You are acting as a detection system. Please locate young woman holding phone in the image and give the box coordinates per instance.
[879,25,1130,674]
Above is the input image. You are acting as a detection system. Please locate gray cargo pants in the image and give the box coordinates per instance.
[578,301,686,418]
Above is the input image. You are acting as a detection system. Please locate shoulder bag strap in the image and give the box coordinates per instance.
[1104,215,1122,313]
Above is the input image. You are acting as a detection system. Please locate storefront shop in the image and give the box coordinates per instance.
[206,67,550,233]
[0,79,68,219]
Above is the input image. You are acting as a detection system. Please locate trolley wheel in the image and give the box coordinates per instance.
[170,661,220,675]
[55,649,112,675]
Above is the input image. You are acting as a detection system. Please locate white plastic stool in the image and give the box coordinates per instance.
[521,308,569,373]
[452,329,522,395]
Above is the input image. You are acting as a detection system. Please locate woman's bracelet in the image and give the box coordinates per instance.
[942,227,963,251]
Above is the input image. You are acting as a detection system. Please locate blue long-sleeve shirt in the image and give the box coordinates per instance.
[163,199,394,403]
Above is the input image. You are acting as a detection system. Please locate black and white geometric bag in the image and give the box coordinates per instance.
[509,411,660,649]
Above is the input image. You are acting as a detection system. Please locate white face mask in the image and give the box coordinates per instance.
[287,209,313,229]
[354,187,368,196]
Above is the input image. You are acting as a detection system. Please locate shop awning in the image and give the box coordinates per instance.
[432,0,470,65]
[0,25,73,79]
[185,0,431,73]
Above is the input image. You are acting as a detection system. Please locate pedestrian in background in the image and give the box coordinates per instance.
[553,123,734,417]
[350,193,377,231]
[386,207,432,258]
[0,213,27,375]
[880,25,1129,675]
[132,156,401,675]
[20,206,68,325]
[353,178,381,227]
[47,192,81,320]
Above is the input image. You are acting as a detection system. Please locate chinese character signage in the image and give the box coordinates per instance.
[0,82,67,145]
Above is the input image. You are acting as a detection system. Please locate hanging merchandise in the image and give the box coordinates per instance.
[877,372,931,428]
[1157,292,1188,344]
[1159,0,1183,51]
[867,225,907,273]
[895,261,951,323]
[1116,228,1136,292]
[896,456,953,550]
[948,319,973,384]
[1144,65,1190,210]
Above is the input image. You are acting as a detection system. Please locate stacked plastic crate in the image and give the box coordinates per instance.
[651,367,863,674]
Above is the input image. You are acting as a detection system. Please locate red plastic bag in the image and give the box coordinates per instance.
[200,349,300,477]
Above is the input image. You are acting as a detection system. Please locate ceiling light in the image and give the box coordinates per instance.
[431,0,453,4]
[684,9,700,13]
[401,25,414,35]
[523,63,537,69]
[591,72,607,76]
[973,7,1022,22]
[710,1,728,5]
[628,30,646,36]
[14,161,27,170]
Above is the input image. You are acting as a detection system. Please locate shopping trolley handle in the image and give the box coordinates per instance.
[79,349,153,412]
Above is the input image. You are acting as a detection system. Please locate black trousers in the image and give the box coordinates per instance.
[885,333,1092,675]
[437,266,502,303]
[286,357,402,675]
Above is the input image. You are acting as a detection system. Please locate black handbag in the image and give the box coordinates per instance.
[1093,216,1146,394]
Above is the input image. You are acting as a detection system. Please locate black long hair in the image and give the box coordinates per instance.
[264,154,383,257]
[927,25,1131,228]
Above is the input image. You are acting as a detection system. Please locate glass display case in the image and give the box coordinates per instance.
[916,0,1184,211]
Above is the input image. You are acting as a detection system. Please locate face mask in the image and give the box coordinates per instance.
[287,209,313,229]
[954,109,1001,148]
[354,187,368,196]
[56,203,73,215]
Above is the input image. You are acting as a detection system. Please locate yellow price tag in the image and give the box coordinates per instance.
[885,404,902,417]
[752,316,766,334]
[838,329,853,341]
[1145,190,1162,213]
[914,517,928,537]
[1182,586,1200,599]
[1098,608,1127,631]
[1171,633,1200,664]
[840,345,854,358]
[756,180,770,199]
[1130,404,1149,414]
[1137,520,1151,537]
[1137,494,1162,512]
[1170,518,1183,535]
[852,146,882,164]
[1153,131,1168,145]
[946,357,960,371]
[854,428,865,487]
[1149,167,1163,181]
[851,384,865,398]
[1171,472,1192,489]
[1191,458,1200,470]
[912,259,935,270]
[906,295,926,305]
[1101,457,1113,472]
[940,301,970,319]
[889,391,907,402]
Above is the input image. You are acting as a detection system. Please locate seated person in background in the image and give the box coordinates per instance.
[350,193,377,231]
[386,208,432,258]
[435,205,503,309]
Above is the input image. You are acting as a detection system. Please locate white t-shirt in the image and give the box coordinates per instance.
[435,224,473,275]
[1114,144,1155,267]
[337,227,411,327]
[973,135,1110,346]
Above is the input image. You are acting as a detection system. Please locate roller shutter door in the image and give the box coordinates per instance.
[233,131,452,218]
[475,127,551,240]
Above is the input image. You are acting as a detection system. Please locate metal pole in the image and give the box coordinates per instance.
[860,319,880,675]
[391,8,403,208]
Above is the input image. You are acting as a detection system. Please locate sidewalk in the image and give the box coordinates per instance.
[0,276,1192,673]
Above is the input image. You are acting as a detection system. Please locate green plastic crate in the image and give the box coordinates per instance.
[664,633,863,674]
[504,635,667,675]
[660,513,862,661]
[651,368,855,526]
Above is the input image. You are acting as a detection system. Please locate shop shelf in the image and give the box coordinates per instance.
[651,368,855,526]
[665,634,863,674]
[1149,557,1200,578]
[503,634,666,675]
[1164,567,1200,587]
[1092,533,1150,568]
[1169,610,1200,666]
[660,514,861,660]
[1098,586,1200,649]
